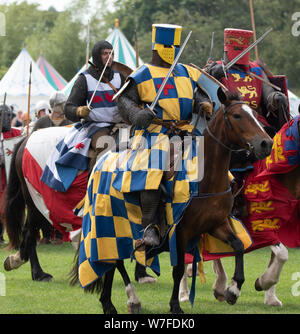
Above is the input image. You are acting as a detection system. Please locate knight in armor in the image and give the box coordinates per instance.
[64,40,126,168]
[207,28,288,137]
[206,28,289,216]
[0,104,21,243]
[33,91,73,132]
[117,24,213,247]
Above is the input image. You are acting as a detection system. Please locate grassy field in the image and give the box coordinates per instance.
[0,241,299,314]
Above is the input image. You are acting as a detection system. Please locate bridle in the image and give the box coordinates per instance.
[204,101,255,154]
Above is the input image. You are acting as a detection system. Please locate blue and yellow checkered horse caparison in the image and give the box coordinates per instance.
[78,142,201,288]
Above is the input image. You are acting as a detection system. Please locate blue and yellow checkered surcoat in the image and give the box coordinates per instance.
[78,63,203,288]
[112,63,201,193]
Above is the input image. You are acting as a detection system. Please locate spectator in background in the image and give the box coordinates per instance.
[11,110,23,127]
[35,100,50,119]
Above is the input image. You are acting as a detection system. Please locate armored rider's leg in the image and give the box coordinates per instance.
[140,188,161,247]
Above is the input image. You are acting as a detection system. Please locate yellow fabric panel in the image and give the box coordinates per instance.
[121,170,132,192]
[137,79,156,103]
[185,65,201,82]
[130,148,150,171]
[101,152,119,172]
[113,216,133,238]
[147,64,170,78]
[78,259,98,287]
[174,76,194,99]
[97,237,118,260]
[94,194,113,217]
[159,98,180,120]
[186,156,198,181]
[173,180,190,203]
[145,169,163,189]
[83,231,91,258]
[125,202,142,225]
[204,217,252,254]
[151,133,170,152]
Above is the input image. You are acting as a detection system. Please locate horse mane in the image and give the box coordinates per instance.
[227,91,242,102]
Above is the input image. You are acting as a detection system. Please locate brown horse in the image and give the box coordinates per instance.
[180,117,300,307]
[70,89,273,314]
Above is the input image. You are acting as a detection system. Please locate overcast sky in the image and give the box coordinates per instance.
[0,0,115,12]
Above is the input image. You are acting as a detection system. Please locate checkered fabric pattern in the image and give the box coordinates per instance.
[78,134,202,288]
[130,63,200,121]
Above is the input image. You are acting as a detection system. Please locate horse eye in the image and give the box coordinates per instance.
[232,114,241,119]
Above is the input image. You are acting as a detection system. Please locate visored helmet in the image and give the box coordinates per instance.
[0,104,12,132]
[224,28,253,65]
[152,24,182,64]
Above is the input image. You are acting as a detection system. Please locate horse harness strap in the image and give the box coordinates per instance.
[193,187,232,199]
[205,101,254,153]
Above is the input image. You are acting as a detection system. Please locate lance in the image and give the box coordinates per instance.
[26,61,32,136]
[147,30,193,116]
[249,0,259,60]
[87,47,114,110]
[0,92,7,187]
[86,19,90,70]
[224,27,273,72]
[207,31,214,63]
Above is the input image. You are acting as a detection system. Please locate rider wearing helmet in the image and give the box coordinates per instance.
[32,92,73,131]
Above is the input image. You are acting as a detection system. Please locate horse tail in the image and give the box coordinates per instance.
[69,245,103,294]
[5,137,27,249]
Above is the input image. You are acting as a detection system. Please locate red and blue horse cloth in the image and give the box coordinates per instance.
[41,122,107,192]
[22,127,88,241]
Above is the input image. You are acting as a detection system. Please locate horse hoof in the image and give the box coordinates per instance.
[170,304,184,314]
[255,278,263,291]
[33,273,53,282]
[225,288,238,305]
[4,257,12,271]
[213,289,225,302]
[179,292,189,302]
[137,275,157,284]
[128,302,141,314]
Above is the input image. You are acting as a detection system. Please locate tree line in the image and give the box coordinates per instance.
[0,0,299,93]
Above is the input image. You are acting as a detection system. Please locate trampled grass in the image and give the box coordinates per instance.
[0,241,299,314]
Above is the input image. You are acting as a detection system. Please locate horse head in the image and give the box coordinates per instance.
[215,89,273,160]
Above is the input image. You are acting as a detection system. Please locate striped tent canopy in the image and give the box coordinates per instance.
[37,55,67,91]
[62,19,143,96]
[106,19,144,70]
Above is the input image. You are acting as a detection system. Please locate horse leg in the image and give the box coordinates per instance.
[179,264,190,302]
[99,267,117,314]
[4,251,26,271]
[22,216,53,282]
[170,249,185,314]
[212,259,228,302]
[211,223,245,305]
[116,260,141,314]
[255,243,288,306]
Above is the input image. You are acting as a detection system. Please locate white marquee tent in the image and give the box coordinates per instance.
[0,47,55,115]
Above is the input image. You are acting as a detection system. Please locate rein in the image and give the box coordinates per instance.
[204,101,254,153]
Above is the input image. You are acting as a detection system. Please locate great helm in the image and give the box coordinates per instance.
[152,24,182,64]
[224,28,253,65]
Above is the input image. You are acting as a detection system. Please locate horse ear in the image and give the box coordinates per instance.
[217,87,227,105]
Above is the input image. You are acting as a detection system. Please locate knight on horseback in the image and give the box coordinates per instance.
[32,91,73,131]
[64,40,127,170]
[207,28,289,138]
[206,28,289,216]
[117,24,214,247]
